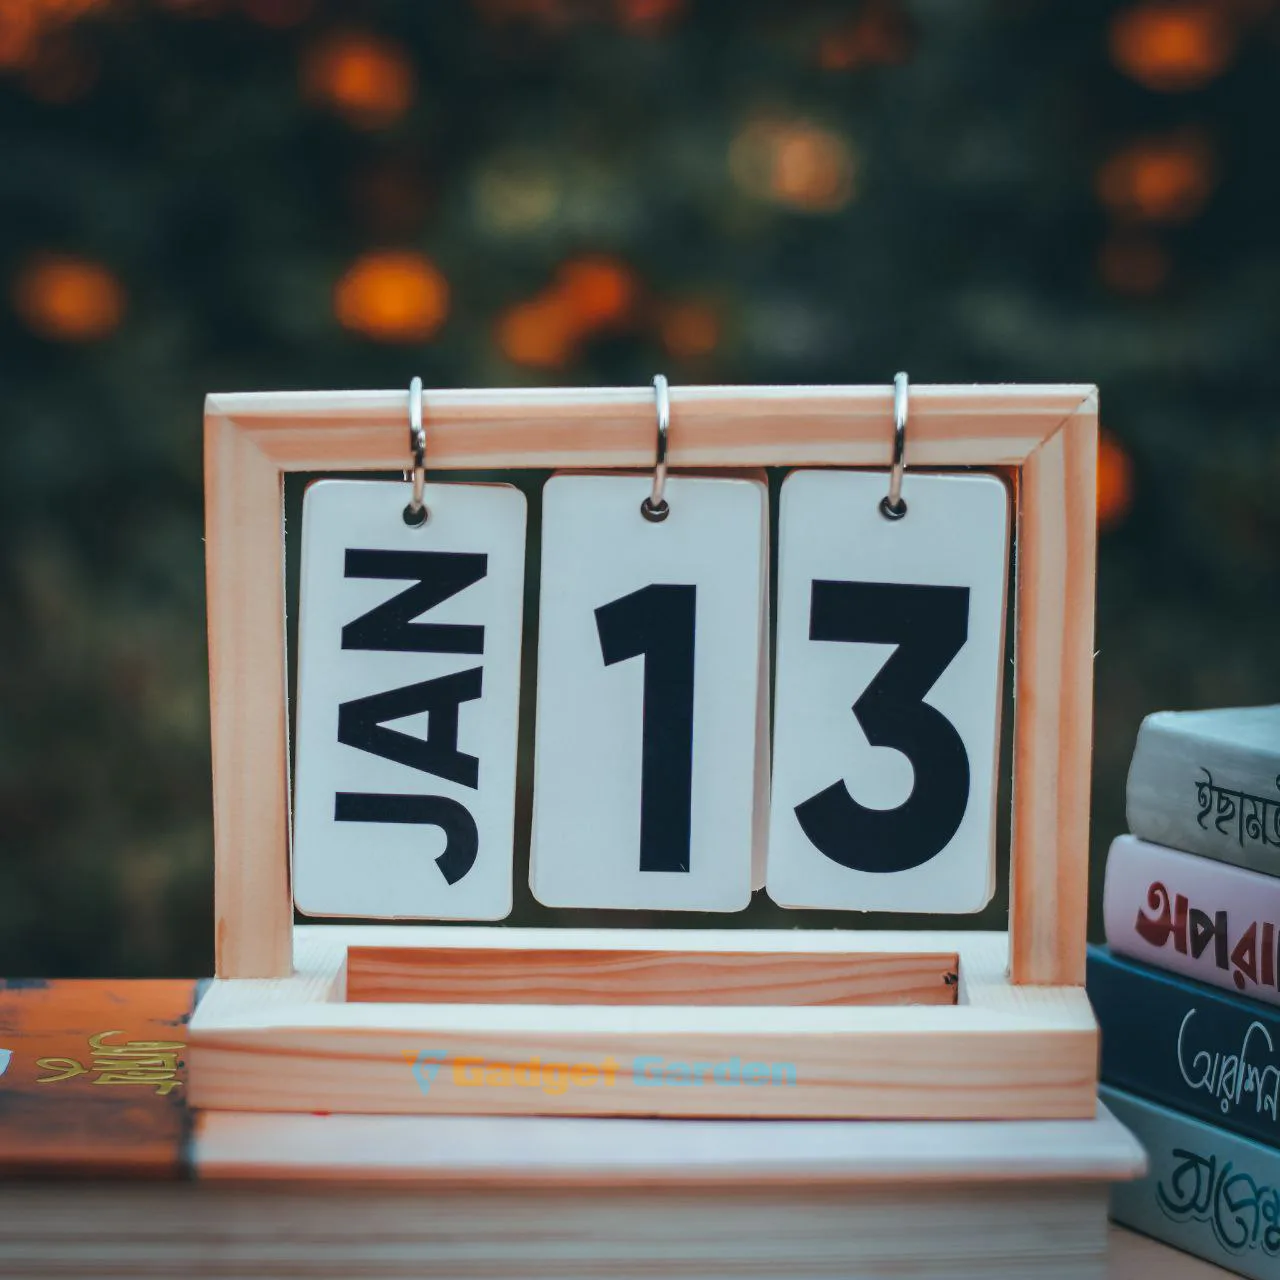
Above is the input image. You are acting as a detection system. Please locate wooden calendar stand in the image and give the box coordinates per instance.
[189,383,1101,1120]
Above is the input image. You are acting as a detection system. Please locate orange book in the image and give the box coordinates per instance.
[0,978,204,1178]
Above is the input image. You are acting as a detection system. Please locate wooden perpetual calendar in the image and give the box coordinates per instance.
[188,379,1101,1122]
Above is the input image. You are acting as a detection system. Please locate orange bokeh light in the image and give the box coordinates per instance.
[302,31,415,130]
[13,253,125,342]
[495,296,579,369]
[333,251,449,342]
[1110,3,1235,92]
[1096,133,1214,223]
[1097,234,1171,295]
[495,255,639,367]
[555,256,636,328]
[474,0,682,28]
[0,9,38,70]
[819,0,913,71]
[773,128,853,210]
[617,0,684,28]
[730,119,856,213]
[1098,432,1135,530]
[660,302,720,358]
[0,0,106,74]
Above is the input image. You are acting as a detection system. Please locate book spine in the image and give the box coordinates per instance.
[0,978,203,1177]
[1127,714,1280,875]
[1088,946,1280,1150]
[1103,835,1280,1009]
[1103,1084,1280,1279]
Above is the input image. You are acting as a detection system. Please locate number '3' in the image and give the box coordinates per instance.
[795,580,972,874]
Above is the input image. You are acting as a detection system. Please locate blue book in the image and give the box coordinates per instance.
[1089,945,1280,1150]
[1104,1085,1280,1278]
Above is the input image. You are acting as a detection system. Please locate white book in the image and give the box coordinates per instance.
[1127,705,1280,875]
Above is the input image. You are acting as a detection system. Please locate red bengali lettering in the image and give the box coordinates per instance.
[1135,882,1189,952]
[1189,908,1229,971]
[1231,921,1259,991]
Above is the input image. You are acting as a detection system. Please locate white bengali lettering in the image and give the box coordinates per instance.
[1176,1007,1280,1122]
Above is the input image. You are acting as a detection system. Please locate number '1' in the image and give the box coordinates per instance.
[594,584,696,873]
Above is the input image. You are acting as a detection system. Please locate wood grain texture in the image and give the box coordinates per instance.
[345,944,959,1007]
[1011,393,1098,986]
[205,407,292,978]
[210,383,1091,471]
[0,1183,1113,1279]
[187,927,1099,1120]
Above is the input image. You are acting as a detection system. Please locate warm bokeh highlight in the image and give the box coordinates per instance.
[1096,133,1215,223]
[659,302,719,358]
[1098,431,1135,530]
[730,119,856,213]
[617,0,685,28]
[13,253,125,342]
[497,255,638,367]
[557,257,636,327]
[301,30,415,129]
[1109,2,1235,92]
[818,0,914,71]
[0,0,106,73]
[333,250,449,341]
[495,296,579,369]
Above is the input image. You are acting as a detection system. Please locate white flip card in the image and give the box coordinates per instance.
[530,474,766,912]
[700,470,772,891]
[767,470,1009,913]
[745,473,771,891]
[292,480,526,920]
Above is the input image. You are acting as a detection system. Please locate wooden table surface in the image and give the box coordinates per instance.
[1109,1227,1236,1278]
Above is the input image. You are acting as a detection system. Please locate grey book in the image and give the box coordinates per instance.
[1127,705,1280,875]
[1105,1084,1280,1278]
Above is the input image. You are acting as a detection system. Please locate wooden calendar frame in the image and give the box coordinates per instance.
[190,383,1099,1120]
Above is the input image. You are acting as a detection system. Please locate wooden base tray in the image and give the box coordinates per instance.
[187,926,1098,1120]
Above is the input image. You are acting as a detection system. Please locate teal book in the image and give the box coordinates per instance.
[1089,945,1280,1149]
[1104,1084,1280,1277]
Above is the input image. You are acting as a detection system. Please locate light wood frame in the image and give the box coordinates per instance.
[188,925,1099,1118]
[194,383,1098,1120]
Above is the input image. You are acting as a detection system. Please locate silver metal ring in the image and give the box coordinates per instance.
[405,375,428,526]
[880,371,908,520]
[640,373,670,523]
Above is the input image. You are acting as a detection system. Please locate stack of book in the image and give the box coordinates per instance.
[1089,704,1280,1278]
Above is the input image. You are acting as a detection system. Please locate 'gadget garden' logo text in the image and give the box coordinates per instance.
[404,1050,796,1097]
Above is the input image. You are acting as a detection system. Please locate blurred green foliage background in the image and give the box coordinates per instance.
[0,0,1276,976]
